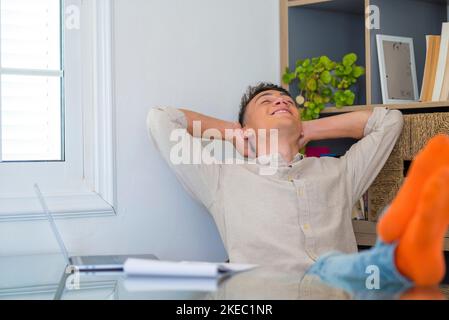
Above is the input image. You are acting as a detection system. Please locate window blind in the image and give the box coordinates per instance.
[0,0,63,162]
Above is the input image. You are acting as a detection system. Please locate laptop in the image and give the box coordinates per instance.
[34,184,158,272]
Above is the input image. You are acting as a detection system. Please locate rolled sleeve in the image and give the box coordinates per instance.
[342,107,404,206]
[146,107,221,209]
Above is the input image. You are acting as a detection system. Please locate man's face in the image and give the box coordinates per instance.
[243,90,302,134]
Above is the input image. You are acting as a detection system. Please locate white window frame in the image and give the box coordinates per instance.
[0,0,116,222]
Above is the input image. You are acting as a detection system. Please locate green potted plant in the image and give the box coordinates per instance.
[282,53,365,121]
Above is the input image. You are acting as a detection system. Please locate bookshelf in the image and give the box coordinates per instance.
[280,0,449,249]
[280,0,449,105]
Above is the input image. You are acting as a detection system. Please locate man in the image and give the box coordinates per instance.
[147,82,403,274]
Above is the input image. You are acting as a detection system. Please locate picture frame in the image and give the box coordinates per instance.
[376,35,419,104]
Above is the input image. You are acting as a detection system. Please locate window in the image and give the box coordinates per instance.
[0,0,63,162]
[0,0,116,221]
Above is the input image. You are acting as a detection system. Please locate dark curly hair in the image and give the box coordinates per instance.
[238,82,296,126]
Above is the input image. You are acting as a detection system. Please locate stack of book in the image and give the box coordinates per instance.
[421,22,449,102]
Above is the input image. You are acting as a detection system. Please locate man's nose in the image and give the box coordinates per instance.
[274,97,288,105]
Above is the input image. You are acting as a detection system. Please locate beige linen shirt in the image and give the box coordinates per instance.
[147,107,404,274]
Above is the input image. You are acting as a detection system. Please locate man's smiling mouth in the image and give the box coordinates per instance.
[271,108,293,116]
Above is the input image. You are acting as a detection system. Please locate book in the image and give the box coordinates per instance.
[440,40,449,101]
[432,22,449,101]
[421,35,441,102]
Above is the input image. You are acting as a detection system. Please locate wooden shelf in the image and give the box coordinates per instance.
[352,220,449,250]
[288,0,365,14]
[288,0,332,7]
[321,101,449,114]
[288,0,449,8]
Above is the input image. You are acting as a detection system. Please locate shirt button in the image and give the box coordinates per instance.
[288,176,294,182]
[302,224,310,231]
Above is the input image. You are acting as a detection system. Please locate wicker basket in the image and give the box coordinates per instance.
[367,112,449,222]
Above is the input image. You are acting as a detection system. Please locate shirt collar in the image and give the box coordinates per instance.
[256,152,304,167]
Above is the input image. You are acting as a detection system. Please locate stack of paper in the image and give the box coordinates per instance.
[124,258,257,278]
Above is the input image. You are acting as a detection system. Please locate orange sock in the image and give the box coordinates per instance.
[400,287,445,300]
[378,134,449,243]
[395,167,449,286]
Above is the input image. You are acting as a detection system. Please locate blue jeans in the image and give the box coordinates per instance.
[306,240,414,299]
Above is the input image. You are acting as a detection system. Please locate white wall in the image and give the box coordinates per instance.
[0,0,280,262]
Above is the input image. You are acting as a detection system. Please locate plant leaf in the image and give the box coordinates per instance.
[343,53,357,67]
[352,66,365,78]
[320,70,332,84]
[307,78,317,92]
[282,71,296,84]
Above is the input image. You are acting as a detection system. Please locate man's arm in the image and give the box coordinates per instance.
[300,108,403,207]
[301,110,373,144]
[147,107,224,209]
[180,109,240,138]
[342,108,403,206]
[179,109,254,158]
